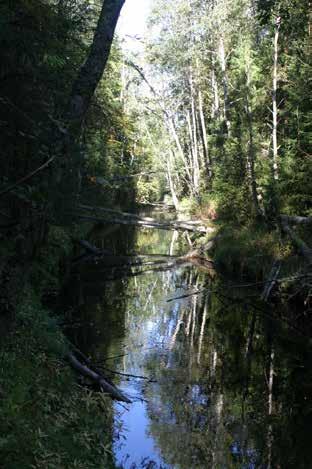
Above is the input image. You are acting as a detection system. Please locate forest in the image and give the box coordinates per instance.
[0,0,311,468]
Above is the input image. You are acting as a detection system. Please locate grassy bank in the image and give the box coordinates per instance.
[0,225,116,469]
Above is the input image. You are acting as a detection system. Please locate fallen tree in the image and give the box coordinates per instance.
[76,205,211,233]
[67,351,131,403]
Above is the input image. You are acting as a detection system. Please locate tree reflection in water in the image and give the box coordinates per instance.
[63,223,312,468]
[113,263,311,468]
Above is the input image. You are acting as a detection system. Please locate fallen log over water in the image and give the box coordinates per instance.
[78,239,102,255]
[76,204,211,233]
[78,253,180,268]
[67,352,131,403]
[71,239,112,265]
[280,215,312,225]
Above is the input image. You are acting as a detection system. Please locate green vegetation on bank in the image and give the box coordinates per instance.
[0,285,115,469]
[0,219,117,468]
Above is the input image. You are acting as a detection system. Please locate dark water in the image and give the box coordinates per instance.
[63,217,312,469]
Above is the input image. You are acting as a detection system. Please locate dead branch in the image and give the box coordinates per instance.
[261,261,281,302]
[67,352,131,403]
[77,213,209,233]
[0,155,56,198]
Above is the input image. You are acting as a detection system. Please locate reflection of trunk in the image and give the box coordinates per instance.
[211,349,218,378]
[169,230,179,256]
[190,294,197,355]
[185,308,192,337]
[212,391,224,468]
[267,347,275,469]
[169,310,185,351]
[197,295,209,364]
[243,310,257,399]
[272,20,280,181]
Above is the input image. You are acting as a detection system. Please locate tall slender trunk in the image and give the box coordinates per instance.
[186,109,199,194]
[245,68,261,216]
[272,19,280,181]
[167,117,193,191]
[218,36,231,137]
[198,90,212,179]
[167,150,180,210]
[126,61,194,194]
[211,66,220,119]
[188,71,200,195]
[308,2,312,45]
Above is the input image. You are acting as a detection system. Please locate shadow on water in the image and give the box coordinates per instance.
[61,214,312,469]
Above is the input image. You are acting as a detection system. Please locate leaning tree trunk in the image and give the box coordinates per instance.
[56,0,125,206]
[67,0,125,132]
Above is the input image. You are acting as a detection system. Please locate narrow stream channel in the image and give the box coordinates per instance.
[63,213,311,469]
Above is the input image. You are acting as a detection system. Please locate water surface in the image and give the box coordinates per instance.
[64,216,311,469]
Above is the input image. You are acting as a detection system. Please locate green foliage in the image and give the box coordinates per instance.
[145,0,311,225]
[212,224,282,279]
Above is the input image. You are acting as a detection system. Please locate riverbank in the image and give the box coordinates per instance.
[192,211,312,316]
[0,223,117,469]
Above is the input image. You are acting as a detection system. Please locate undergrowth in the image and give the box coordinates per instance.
[0,223,116,469]
[211,223,290,280]
[0,288,115,469]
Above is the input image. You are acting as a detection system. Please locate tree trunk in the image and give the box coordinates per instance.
[211,66,220,119]
[189,74,200,195]
[272,20,280,181]
[57,0,125,202]
[245,67,261,216]
[218,36,231,137]
[67,352,131,403]
[67,0,125,130]
[198,89,212,179]
[167,151,180,210]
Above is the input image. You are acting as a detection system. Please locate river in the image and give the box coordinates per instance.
[63,213,311,469]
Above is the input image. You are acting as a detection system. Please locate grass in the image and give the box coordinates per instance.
[0,287,115,469]
[211,223,285,280]
[0,222,117,469]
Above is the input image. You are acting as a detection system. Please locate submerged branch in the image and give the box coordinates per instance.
[67,352,131,403]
